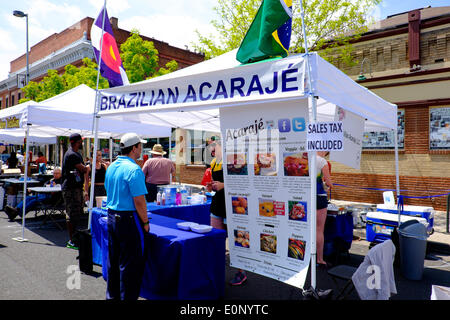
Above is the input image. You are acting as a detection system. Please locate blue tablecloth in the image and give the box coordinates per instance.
[324,212,354,256]
[91,208,226,300]
[146,201,211,225]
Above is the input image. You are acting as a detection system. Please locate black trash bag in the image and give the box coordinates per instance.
[73,229,93,274]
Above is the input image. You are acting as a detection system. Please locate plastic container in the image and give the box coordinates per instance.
[176,221,199,230]
[156,192,161,205]
[376,204,434,234]
[366,211,428,243]
[190,224,213,233]
[398,220,428,280]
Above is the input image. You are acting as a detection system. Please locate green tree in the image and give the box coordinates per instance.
[120,29,178,83]
[192,0,381,66]
[19,58,109,103]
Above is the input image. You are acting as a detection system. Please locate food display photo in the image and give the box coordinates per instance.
[231,196,248,215]
[260,233,277,254]
[258,199,285,217]
[283,152,308,176]
[288,201,307,222]
[288,238,306,261]
[226,153,248,175]
[234,230,250,248]
[254,153,277,176]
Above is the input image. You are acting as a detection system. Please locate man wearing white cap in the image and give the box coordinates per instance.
[104,133,149,300]
[142,144,175,202]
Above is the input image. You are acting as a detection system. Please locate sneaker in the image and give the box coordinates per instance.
[229,270,247,286]
[66,240,78,250]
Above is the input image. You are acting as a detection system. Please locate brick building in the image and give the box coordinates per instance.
[323,6,450,210]
[0,16,204,110]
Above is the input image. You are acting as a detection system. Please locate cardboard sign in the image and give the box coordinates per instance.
[330,107,364,169]
[306,121,343,151]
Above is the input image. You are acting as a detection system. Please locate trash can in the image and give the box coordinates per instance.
[398,220,428,280]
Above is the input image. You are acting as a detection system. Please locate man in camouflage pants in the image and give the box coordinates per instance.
[62,133,88,249]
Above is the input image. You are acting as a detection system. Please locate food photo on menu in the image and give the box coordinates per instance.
[231,196,248,215]
[260,233,277,254]
[254,153,277,176]
[283,152,309,176]
[288,238,306,261]
[234,230,250,248]
[288,201,307,222]
[258,198,285,217]
[226,153,248,175]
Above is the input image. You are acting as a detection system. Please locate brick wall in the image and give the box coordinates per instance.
[330,172,449,211]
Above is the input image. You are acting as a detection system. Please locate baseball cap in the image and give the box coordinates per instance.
[69,133,82,142]
[120,133,147,148]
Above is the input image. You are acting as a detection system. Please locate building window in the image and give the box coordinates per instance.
[429,106,450,150]
[18,92,21,101]
[5,97,8,108]
[11,95,15,106]
[0,99,2,109]
[362,109,405,149]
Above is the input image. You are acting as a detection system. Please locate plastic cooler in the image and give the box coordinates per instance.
[366,211,429,243]
[376,204,434,234]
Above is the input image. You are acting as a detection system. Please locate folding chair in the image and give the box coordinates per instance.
[327,240,397,300]
[327,264,357,300]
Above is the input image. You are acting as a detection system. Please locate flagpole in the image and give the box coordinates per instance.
[299,0,318,290]
[88,0,107,231]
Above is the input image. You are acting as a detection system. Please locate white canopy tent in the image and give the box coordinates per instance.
[98,49,396,132]
[0,84,172,243]
[0,128,56,146]
[96,49,399,289]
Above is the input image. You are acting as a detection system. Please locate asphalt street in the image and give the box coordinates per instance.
[0,208,449,302]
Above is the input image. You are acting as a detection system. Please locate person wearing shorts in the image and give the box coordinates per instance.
[62,133,87,249]
[316,151,333,267]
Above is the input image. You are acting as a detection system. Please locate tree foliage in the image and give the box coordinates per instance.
[192,0,381,66]
[19,58,109,103]
[120,29,178,83]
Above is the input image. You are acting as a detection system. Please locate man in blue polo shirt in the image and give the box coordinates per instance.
[104,132,149,300]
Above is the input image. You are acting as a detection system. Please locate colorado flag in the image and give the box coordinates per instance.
[90,6,129,87]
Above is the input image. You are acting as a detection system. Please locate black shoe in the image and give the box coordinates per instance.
[5,206,18,221]
[302,286,334,300]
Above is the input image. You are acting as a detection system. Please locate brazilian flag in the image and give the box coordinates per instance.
[236,0,292,64]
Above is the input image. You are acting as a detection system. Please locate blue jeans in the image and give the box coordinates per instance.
[16,194,49,216]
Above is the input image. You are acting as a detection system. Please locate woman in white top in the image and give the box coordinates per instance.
[316,151,333,267]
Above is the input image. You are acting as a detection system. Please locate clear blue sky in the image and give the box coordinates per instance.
[0,0,448,80]
[378,0,449,18]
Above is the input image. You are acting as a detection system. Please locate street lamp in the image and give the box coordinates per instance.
[13,10,29,86]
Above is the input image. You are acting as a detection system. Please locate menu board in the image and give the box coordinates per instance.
[362,109,405,149]
[430,106,450,150]
[220,100,311,289]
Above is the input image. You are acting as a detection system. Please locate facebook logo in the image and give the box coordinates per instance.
[292,117,306,132]
[278,119,291,132]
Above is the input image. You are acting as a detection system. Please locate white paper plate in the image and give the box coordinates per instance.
[190,224,213,233]
[177,222,199,230]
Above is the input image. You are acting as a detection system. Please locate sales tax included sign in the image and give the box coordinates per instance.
[306,121,344,151]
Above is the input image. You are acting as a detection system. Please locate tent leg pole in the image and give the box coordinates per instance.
[14,125,30,242]
[300,0,317,290]
[394,129,401,227]
[88,116,100,231]
[109,137,113,163]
